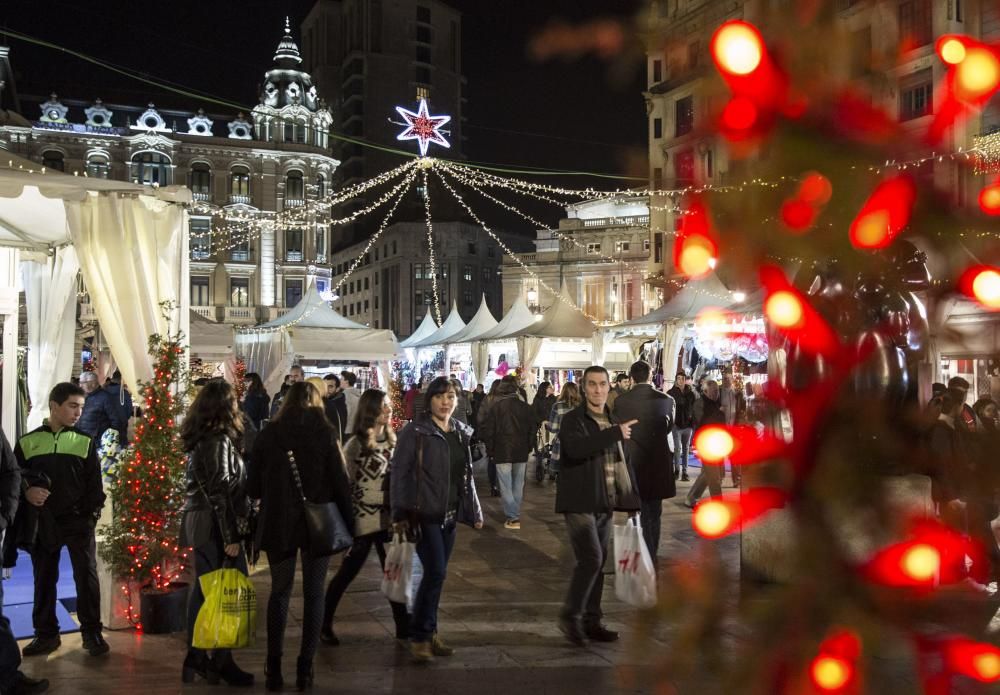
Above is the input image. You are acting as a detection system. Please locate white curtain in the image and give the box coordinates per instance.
[470,340,490,386]
[22,246,80,429]
[376,360,393,391]
[591,330,607,367]
[236,330,293,398]
[660,321,686,388]
[66,193,188,395]
[517,336,544,377]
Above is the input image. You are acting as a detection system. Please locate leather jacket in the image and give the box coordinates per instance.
[179,434,248,548]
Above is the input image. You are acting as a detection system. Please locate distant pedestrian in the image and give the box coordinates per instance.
[322,389,408,645]
[391,377,483,663]
[241,372,271,431]
[450,379,473,426]
[686,380,726,507]
[547,382,581,478]
[323,374,347,441]
[77,369,132,446]
[270,364,304,419]
[249,381,353,691]
[667,373,696,481]
[479,378,535,529]
[555,366,640,647]
[341,371,362,434]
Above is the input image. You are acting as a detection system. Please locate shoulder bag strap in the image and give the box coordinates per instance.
[286,450,308,504]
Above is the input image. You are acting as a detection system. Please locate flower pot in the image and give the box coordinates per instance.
[139,582,190,634]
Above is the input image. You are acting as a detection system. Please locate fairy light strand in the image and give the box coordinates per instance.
[421,168,444,324]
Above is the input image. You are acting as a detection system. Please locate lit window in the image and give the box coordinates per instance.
[463,265,473,281]
[190,162,211,195]
[191,277,210,306]
[587,243,601,254]
[190,218,212,260]
[286,170,304,199]
[230,166,250,197]
[86,155,109,179]
[133,152,170,185]
[230,278,250,307]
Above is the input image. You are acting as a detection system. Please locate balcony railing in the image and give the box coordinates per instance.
[191,305,215,320]
[578,215,650,228]
[224,306,256,324]
[284,198,305,209]
[229,250,253,262]
[191,248,213,261]
[228,194,251,205]
[192,191,212,202]
[285,251,304,262]
[266,307,292,321]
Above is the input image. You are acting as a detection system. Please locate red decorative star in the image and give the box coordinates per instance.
[395,99,451,157]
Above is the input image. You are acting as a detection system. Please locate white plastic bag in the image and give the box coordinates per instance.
[381,533,416,604]
[613,518,657,608]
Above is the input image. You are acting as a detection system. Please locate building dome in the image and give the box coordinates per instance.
[261,18,319,111]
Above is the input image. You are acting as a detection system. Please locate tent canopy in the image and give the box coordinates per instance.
[618,272,744,328]
[189,311,235,360]
[508,286,596,339]
[400,311,439,348]
[477,298,540,341]
[408,301,467,348]
[444,295,497,344]
[259,283,368,329]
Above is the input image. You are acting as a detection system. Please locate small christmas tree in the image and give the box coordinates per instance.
[389,361,406,431]
[98,329,189,626]
[233,358,247,402]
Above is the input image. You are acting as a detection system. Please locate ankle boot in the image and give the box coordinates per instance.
[210,650,254,687]
[182,648,209,683]
[265,655,283,692]
[295,656,314,691]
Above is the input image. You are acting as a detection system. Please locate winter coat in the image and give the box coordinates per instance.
[479,392,535,463]
[179,433,249,549]
[0,431,20,568]
[612,384,677,501]
[324,394,347,441]
[343,434,392,537]
[667,385,697,429]
[247,410,353,555]
[78,382,133,444]
[452,392,473,426]
[241,391,271,431]
[390,415,483,527]
[555,404,641,514]
[928,417,969,504]
[694,394,726,428]
[532,394,557,428]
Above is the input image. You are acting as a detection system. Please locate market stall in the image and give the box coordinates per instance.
[437,295,498,387]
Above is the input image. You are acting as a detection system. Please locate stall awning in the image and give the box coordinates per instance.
[444,295,497,344]
[507,286,596,339]
[400,311,439,348]
[407,301,467,347]
[477,298,538,341]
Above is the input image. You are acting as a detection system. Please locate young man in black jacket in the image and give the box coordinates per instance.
[16,382,108,658]
[667,372,696,481]
[555,366,639,647]
[479,379,535,529]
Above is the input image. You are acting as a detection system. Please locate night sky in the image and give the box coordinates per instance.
[1,0,648,228]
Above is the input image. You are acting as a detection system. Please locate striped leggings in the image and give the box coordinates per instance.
[266,549,331,661]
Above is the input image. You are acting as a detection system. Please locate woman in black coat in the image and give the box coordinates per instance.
[240,372,271,431]
[248,381,352,691]
[178,380,254,687]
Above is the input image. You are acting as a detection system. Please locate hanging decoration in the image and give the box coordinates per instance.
[395,99,451,157]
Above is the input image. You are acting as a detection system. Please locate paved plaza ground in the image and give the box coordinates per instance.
[16,467,739,694]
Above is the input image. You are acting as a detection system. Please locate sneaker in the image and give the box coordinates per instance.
[21,636,60,657]
[584,624,619,643]
[430,634,454,657]
[681,473,690,482]
[504,519,521,530]
[410,640,434,664]
[9,672,49,694]
[81,631,110,657]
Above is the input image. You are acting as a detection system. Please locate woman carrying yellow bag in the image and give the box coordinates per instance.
[178,380,255,687]
[193,563,257,650]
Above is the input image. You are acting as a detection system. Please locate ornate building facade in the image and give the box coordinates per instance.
[0,21,340,325]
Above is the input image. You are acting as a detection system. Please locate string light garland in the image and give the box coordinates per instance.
[330,170,418,226]
[421,168,444,324]
[433,167,601,323]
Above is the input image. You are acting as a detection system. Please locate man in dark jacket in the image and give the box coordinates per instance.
[270,364,304,419]
[77,370,132,446]
[479,379,535,529]
[686,380,727,507]
[323,373,347,440]
[16,383,108,658]
[612,360,676,563]
[666,372,696,481]
[556,366,639,647]
[0,430,49,693]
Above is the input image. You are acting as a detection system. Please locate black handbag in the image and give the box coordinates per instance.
[286,450,353,556]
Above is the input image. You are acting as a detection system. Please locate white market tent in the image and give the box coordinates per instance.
[436,296,497,387]
[407,300,467,348]
[400,311,439,349]
[234,282,403,395]
[474,297,537,341]
[189,311,235,361]
[0,155,190,438]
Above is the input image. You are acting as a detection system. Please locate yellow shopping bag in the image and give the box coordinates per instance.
[192,568,257,649]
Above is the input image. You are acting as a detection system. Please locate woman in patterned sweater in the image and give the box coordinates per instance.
[321,388,409,645]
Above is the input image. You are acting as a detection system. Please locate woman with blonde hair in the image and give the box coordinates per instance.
[248,381,352,691]
[321,388,409,645]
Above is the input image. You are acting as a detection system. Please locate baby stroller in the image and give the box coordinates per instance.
[534,441,556,483]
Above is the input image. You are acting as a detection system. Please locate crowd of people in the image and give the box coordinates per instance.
[0,359,749,693]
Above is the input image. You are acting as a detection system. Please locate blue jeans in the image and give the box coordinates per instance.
[495,462,526,520]
[672,427,693,474]
[410,521,456,643]
[0,578,21,691]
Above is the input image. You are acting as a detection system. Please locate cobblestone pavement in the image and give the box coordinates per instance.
[17,466,741,694]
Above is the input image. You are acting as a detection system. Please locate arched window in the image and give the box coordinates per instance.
[230,166,250,200]
[316,175,327,199]
[132,152,170,185]
[285,170,304,200]
[86,154,109,179]
[284,120,294,143]
[42,150,64,172]
[190,162,211,197]
[295,121,307,144]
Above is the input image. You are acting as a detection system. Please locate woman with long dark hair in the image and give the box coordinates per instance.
[241,372,270,430]
[391,376,483,663]
[546,381,581,479]
[178,380,254,687]
[248,382,352,691]
[321,389,408,645]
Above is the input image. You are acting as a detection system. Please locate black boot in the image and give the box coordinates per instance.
[265,655,283,692]
[296,656,314,691]
[182,648,209,683]
[209,651,254,687]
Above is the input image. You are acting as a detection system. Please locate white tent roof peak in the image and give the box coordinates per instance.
[617,272,743,328]
[444,295,498,344]
[409,300,467,347]
[508,284,596,339]
[477,297,540,341]
[257,282,367,329]
[400,310,439,348]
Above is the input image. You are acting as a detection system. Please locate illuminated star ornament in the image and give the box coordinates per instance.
[395,99,451,157]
